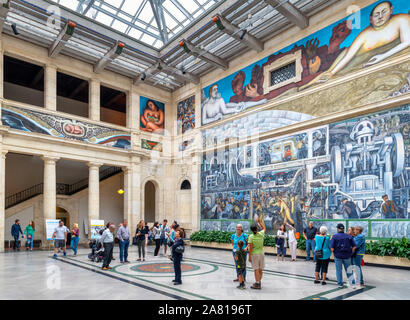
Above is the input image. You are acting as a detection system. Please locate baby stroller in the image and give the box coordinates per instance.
[88,239,104,262]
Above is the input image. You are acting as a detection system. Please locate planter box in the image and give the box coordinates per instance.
[190,241,410,268]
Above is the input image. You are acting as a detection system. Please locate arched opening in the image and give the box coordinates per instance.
[180,180,191,190]
[144,181,156,223]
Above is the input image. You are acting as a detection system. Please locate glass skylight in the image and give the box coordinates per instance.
[50,0,222,48]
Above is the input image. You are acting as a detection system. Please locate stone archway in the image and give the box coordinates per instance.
[144,180,157,223]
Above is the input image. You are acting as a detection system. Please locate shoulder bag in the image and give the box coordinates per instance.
[315,236,326,259]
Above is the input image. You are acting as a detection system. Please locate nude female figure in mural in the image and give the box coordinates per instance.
[140,100,164,133]
[202,84,267,125]
[302,1,410,88]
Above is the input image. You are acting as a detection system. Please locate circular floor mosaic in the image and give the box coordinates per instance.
[131,263,200,274]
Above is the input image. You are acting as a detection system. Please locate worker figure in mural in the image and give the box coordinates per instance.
[140,99,165,134]
[381,194,399,219]
[340,198,360,219]
[307,1,410,86]
[276,199,295,225]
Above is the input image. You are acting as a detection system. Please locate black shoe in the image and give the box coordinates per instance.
[174,282,182,285]
[322,281,327,285]
[172,280,177,282]
[314,280,320,284]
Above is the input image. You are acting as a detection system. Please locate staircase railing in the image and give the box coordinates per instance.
[5,167,122,209]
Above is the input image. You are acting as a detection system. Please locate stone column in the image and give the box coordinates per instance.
[191,152,201,233]
[42,156,59,246]
[123,167,131,226]
[127,86,139,130]
[0,149,7,252]
[87,162,102,235]
[124,156,141,234]
[89,79,100,121]
[0,40,4,106]
[44,65,57,111]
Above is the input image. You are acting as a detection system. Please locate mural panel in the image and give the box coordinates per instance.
[141,139,162,151]
[1,105,131,149]
[177,95,195,134]
[201,0,410,126]
[200,104,410,238]
[140,96,165,135]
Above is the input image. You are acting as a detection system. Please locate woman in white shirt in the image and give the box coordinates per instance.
[286,223,297,261]
[151,222,162,256]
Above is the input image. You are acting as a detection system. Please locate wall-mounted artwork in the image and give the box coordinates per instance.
[177,95,195,134]
[179,138,194,151]
[201,0,410,126]
[2,105,131,149]
[200,103,410,238]
[141,139,162,151]
[140,96,165,135]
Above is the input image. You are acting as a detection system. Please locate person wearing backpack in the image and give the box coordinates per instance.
[330,223,357,288]
[314,226,331,285]
[171,230,184,285]
[276,224,287,261]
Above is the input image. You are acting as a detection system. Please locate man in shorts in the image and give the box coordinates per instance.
[52,220,68,259]
[248,216,266,289]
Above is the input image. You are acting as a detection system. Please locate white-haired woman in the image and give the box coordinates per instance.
[231,224,248,282]
[314,226,331,285]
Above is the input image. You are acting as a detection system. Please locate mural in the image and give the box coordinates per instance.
[177,95,195,134]
[1,105,131,149]
[201,0,410,126]
[179,138,194,151]
[140,96,165,135]
[141,139,163,151]
[200,104,410,238]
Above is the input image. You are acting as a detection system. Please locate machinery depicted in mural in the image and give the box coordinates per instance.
[200,104,410,237]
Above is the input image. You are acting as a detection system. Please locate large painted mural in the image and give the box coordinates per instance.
[140,96,165,135]
[201,0,410,126]
[1,105,131,149]
[200,104,410,238]
[177,95,195,134]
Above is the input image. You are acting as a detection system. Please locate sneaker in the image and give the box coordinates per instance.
[251,283,261,290]
[137,258,141,261]
[53,254,57,259]
[237,284,245,289]
[124,260,130,263]
[338,285,344,288]
[107,267,113,269]
[102,267,109,270]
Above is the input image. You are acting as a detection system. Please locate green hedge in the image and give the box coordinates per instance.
[190,231,409,259]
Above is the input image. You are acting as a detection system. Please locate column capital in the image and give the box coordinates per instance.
[41,156,60,164]
[87,161,103,168]
[0,150,7,160]
[45,64,58,71]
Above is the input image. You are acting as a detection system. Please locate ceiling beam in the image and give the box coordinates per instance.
[212,14,264,52]
[179,39,228,70]
[0,0,10,33]
[94,41,125,74]
[49,20,76,58]
[264,0,309,29]
[82,0,96,15]
[149,0,168,44]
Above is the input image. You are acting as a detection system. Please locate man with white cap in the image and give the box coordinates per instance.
[100,224,116,270]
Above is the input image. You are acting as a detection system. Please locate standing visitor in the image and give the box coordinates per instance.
[11,219,24,251]
[52,220,68,259]
[106,222,116,261]
[235,240,247,290]
[168,224,177,260]
[352,226,366,287]
[151,222,161,257]
[314,226,331,285]
[276,224,287,261]
[160,219,170,256]
[171,230,184,285]
[70,223,80,256]
[330,223,357,288]
[101,224,116,270]
[231,224,248,282]
[303,221,317,261]
[248,216,266,290]
[286,223,297,261]
[117,220,130,264]
[347,226,355,236]
[24,221,35,251]
[136,220,148,261]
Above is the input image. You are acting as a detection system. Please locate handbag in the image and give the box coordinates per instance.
[315,236,326,259]
[175,245,184,254]
[132,236,138,245]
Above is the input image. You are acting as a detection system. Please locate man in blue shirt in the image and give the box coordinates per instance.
[11,219,24,251]
[330,223,357,288]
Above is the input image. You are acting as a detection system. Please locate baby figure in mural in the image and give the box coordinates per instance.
[305,1,410,86]
[201,84,267,125]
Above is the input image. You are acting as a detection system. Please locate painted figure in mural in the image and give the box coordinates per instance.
[276,199,295,225]
[340,198,360,219]
[140,100,165,134]
[381,194,399,218]
[202,84,267,125]
[309,1,410,85]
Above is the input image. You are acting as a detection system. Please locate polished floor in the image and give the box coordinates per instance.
[0,245,409,300]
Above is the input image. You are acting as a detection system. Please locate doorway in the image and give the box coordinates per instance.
[144,181,156,223]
